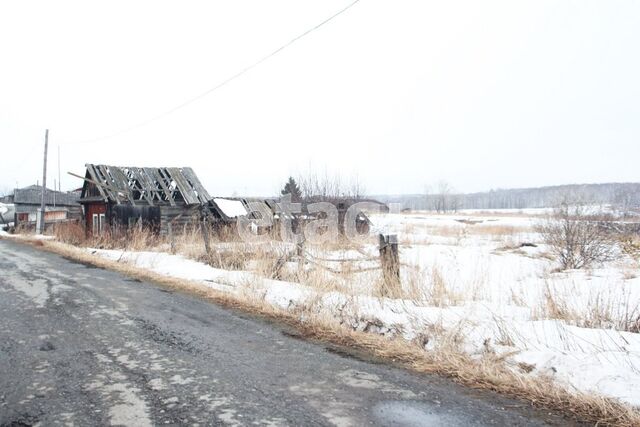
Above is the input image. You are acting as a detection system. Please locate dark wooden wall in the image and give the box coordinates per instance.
[159,205,200,236]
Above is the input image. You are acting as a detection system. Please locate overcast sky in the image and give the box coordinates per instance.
[0,0,638,196]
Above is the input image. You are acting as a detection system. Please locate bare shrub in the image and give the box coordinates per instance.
[620,234,640,264]
[536,203,616,270]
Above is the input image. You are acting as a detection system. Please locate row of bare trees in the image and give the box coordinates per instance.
[281,171,366,203]
[423,180,461,213]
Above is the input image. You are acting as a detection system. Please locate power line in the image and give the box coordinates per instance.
[64,0,360,146]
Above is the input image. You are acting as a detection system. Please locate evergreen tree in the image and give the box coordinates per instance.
[281,176,302,202]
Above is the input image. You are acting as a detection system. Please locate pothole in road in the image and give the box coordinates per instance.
[372,401,465,427]
[39,341,56,352]
[3,412,40,427]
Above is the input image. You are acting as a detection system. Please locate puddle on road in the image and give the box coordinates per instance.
[372,401,466,427]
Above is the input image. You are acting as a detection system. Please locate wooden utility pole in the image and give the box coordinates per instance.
[39,129,49,234]
[58,145,61,191]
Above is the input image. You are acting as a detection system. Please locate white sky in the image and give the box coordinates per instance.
[0,0,638,196]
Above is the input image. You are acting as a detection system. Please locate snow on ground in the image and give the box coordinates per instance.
[90,249,314,309]
[32,234,55,240]
[86,211,640,407]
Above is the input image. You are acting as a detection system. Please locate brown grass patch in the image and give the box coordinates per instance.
[469,224,531,237]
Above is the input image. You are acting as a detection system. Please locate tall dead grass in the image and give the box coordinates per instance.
[534,282,640,333]
[52,221,163,250]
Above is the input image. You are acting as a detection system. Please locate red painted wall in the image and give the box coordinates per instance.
[84,202,107,235]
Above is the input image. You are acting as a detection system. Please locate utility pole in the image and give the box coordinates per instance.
[58,145,61,192]
[39,129,48,234]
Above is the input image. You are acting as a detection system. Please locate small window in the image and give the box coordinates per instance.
[99,213,106,233]
[92,214,98,235]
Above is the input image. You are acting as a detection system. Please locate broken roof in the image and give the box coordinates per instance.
[79,164,211,206]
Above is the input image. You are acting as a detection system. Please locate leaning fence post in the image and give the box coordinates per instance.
[379,234,400,293]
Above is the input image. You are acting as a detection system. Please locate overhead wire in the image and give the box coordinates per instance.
[63,0,361,146]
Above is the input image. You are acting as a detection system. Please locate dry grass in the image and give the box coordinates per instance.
[425,225,468,240]
[52,221,162,251]
[402,262,490,308]
[425,265,460,307]
[534,282,640,333]
[10,236,639,426]
[469,224,530,237]
[620,234,640,265]
[401,222,530,246]
[51,221,85,245]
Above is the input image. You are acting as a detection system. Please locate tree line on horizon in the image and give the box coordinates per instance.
[378,182,640,212]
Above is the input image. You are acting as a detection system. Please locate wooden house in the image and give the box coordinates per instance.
[77,164,211,236]
[0,185,82,229]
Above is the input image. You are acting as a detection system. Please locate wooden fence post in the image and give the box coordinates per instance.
[200,208,212,259]
[379,234,400,293]
[296,238,305,274]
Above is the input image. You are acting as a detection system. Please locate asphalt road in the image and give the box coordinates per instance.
[0,239,577,426]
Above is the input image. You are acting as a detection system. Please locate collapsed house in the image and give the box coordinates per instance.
[77,164,211,235]
[205,197,276,235]
[0,185,81,229]
[209,196,384,235]
[207,197,251,222]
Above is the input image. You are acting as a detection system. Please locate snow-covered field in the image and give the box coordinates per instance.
[371,213,640,406]
[82,211,639,407]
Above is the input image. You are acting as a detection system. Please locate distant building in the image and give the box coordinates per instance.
[0,185,81,227]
